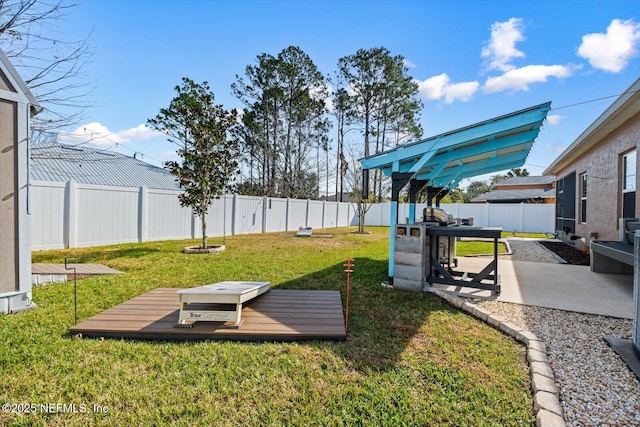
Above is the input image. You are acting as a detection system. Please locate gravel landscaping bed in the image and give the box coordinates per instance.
[470,238,639,426]
[473,300,639,427]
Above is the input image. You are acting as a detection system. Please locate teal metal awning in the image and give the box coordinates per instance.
[360,102,551,189]
[358,102,551,284]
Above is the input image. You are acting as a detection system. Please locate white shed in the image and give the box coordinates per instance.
[0,48,41,313]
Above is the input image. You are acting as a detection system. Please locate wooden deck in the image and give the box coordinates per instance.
[32,263,123,275]
[69,288,346,341]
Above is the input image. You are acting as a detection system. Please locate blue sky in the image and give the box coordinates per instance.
[53,0,640,190]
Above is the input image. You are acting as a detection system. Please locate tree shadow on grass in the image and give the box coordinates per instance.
[278,257,458,371]
[32,246,162,264]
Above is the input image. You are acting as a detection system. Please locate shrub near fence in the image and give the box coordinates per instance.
[30,181,355,250]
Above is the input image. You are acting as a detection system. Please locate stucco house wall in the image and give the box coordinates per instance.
[0,49,40,314]
[552,115,640,240]
[545,77,640,242]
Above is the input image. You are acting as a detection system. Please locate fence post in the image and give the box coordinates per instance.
[322,200,326,229]
[138,186,148,242]
[305,199,310,227]
[65,180,77,248]
[262,196,268,233]
[286,197,291,231]
[231,194,237,236]
[519,202,525,232]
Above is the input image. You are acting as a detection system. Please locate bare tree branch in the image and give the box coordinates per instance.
[0,0,94,138]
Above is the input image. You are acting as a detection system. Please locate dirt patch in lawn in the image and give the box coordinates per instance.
[538,241,591,266]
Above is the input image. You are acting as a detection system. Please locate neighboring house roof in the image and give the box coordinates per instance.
[471,188,554,202]
[30,142,180,190]
[544,77,640,175]
[496,176,555,186]
[539,188,556,199]
[0,48,42,115]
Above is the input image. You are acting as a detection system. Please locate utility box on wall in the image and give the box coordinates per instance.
[0,49,41,314]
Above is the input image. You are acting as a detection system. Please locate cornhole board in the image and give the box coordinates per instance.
[296,227,313,237]
[176,281,270,328]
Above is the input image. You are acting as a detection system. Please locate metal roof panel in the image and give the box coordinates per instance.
[30,142,180,190]
[360,102,551,189]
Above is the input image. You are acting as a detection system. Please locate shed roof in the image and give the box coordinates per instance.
[30,142,180,190]
[0,48,41,115]
[360,102,551,189]
[544,77,640,175]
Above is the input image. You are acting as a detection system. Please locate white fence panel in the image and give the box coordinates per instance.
[30,180,361,250]
[307,200,325,228]
[147,189,192,241]
[265,198,288,233]
[523,203,556,233]
[75,184,139,247]
[364,202,554,232]
[486,204,523,230]
[30,181,66,249]
[363,203,385,226]
[233,195,264,236]
[200,195,229,238]
[288,199,307,230]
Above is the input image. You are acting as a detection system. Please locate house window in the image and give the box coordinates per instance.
[580,173,587,223]
[623,150,636,218]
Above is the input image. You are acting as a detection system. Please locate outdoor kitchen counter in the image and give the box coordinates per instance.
[425,226,502,239]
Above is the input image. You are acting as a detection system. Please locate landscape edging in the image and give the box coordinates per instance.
[428,288,567,427]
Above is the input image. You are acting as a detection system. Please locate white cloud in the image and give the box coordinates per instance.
[577,19,640,73]
[59,123,162,147]
[443,81,480,103]
[403,59,417,69]
[416,73,479,104]
[482,18,526,72]
[117,124,162,140]
[417,74,449,100]
[162,150,179,158]
[58,122,126,147]
[545,114,563,125]
[483,64,578,93]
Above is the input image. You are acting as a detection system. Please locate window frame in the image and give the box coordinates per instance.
[580,173,587,224]
[622,149,636,219]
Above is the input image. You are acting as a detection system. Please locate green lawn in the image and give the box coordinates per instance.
[501,231,548,239]
[1,227,533,426]
[457,240,509,256]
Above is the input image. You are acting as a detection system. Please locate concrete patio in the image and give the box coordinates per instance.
[431,257,634,319]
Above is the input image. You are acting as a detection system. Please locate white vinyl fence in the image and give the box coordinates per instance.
[364,202,555,233]
[30,180,555,250]
[30,180,355,250]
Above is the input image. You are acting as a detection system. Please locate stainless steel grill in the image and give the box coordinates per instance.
[422,207,455,225]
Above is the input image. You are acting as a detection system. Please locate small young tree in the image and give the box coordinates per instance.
[148,78,240,248]
[345,144,373,233]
